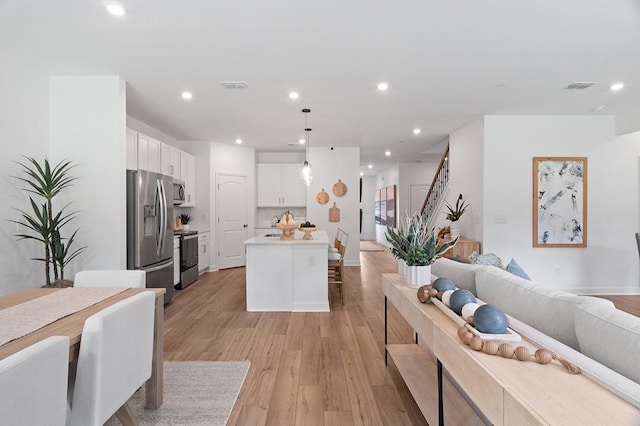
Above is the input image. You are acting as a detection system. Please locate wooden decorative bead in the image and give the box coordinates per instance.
[461,331,474,345]
[469,336,484,351]
[514,346,531,361]
[427,288,439,298]
[417,286,431,303]
[535,349,553,364]
[457,327,468,340]
[482,340,499,355]
[498,343,515,358]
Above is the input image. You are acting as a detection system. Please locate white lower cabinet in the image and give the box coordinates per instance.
[173,236,180,286]
[198,231,210,274]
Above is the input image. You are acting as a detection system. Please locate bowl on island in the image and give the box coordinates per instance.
[298,224,317,240]
[276,222,298,240]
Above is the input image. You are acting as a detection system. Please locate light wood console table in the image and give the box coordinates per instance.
[382,273,640,426]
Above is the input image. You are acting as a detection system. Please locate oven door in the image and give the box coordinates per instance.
[181,233,199,270]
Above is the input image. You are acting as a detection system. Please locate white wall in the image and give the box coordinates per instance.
[398,161,439,219]
[306,147,360,266]
[360,176,377,240]
[0,65,50,293]
[442,118,485,243]
[477,115,640,293]
[209,142,256,271]
[49,76,127,276]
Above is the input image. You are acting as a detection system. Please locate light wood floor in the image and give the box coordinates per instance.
[162,246,640,425]
[163,242,427,426]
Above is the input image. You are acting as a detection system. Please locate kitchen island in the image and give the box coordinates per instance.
[244,230,330,311]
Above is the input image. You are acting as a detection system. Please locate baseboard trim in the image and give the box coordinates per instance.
[570,287,640,295]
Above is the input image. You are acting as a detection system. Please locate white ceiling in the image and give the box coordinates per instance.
[2,1,640,174]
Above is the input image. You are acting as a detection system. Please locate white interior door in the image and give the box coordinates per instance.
[410,184,428,217]
[217,174,248,269]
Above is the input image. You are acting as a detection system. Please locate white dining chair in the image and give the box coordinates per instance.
[66,291,155,426]
[0,336,70,426]
[74,270,146,288]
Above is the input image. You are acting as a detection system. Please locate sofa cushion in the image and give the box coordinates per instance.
[470,252,505,269]
[575,303,640,385]
[475,267,613,351]
[431,257,481,295]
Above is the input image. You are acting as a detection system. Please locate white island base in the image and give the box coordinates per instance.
[244,230,330,312]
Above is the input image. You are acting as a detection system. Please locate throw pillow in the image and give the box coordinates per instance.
[506,258,531,280]
[469,252,505,269]
[448,255,472,264]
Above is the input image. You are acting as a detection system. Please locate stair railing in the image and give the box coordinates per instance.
[420,144,450,229]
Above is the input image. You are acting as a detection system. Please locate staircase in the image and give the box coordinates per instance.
[420,144,450,229]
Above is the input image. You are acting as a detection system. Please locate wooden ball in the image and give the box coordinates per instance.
[417,286,431,303]
[482,340,499,355]
[469,336,484,351]
[498,343,515,358]
[457,327,468,340]
[461,331,474,345]
[535,349,553,364]
[514,346,531,361]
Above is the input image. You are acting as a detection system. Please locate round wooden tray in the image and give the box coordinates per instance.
[299,226,316,240]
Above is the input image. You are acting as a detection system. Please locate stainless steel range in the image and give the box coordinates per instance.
[175,230,198,289]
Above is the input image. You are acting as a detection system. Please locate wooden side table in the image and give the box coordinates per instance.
[439,238,479,259]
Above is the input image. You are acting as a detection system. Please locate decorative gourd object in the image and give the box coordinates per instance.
[280,210,297,226]
[417,285,432,303]
[441,290,454,307]
[432,277,455,292]
[472,304,508,334]
[461,302,481,320]
[449,289,476,315]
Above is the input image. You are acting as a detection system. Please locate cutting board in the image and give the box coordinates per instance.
[316,188,329,205]
[332,179,347,197]
[329,202,340,222]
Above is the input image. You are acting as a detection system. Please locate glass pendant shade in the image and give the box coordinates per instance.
[300,108,312,187]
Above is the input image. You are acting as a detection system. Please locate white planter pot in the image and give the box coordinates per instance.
[397,259,407,278]
[449,222,460,239]
[406,265,432,288]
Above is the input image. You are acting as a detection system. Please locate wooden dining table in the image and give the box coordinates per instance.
[0,287,166,409]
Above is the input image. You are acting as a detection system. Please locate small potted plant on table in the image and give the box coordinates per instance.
[179,213,192,230]
[443,193,469,239]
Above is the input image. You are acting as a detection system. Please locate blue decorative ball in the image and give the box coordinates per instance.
[449,289,476,315]
[432,277,455,293]
[473,304,508,334]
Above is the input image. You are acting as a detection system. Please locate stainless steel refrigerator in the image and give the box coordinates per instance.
[127,170,175,304]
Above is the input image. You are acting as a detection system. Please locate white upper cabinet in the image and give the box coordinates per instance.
[257,163,306,207]
[136,133,161,173]
[161,143,181,178]
[180,152,196,207]
[126,129,138,170]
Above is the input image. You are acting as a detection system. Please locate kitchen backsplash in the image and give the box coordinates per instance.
[256,207,306,227]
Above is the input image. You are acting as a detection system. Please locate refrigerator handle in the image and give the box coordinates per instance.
[144,259,173,273]
[159,178,167,254]
[155,179,163,256]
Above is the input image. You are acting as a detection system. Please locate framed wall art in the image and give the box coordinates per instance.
[532,157,587,247]
[375,189,382,225]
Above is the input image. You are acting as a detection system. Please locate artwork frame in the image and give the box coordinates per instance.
[532,157,587,247]
[375,189,382,225]
[386,185,396,228]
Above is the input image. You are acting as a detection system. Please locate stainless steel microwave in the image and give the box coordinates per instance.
[173,180,185,205]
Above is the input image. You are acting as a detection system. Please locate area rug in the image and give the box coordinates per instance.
[106,360,250,426]
[360,240,385,252]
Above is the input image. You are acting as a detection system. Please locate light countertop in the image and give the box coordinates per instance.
[244,230,330,245]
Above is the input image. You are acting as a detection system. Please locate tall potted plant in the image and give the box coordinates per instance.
[443,193,469,239]
[11,157,86,287]
[387,212,458,287]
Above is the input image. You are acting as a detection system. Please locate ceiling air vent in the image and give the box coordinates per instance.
[565,81,598,90]
[220,81,248,89]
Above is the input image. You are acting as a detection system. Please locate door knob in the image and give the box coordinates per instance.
[243,224,248,228]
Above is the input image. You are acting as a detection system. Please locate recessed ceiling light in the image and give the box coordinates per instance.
[181,91,193,100]
[105,3,126,16]
[298,139,305,145]
[368,164,373,169]
[360,172,364,176]
[592,105,606,112]
[413,128,421,135]
[377,82,388,91]
[235,139,242,145]
[385,150,391,156]
[289,91,299,100]
[610,82,624,91]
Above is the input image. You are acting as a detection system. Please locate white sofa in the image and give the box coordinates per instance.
[432,257,640,410]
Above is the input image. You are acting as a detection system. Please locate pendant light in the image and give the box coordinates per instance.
[300,108,313,187]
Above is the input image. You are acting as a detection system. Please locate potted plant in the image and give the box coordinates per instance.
[386,212,459,287]
[179,213,192,230]
[443,193,469,239]
[11,157,86,287]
